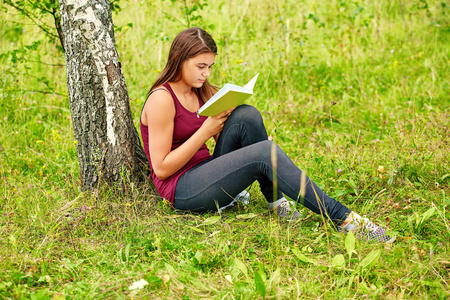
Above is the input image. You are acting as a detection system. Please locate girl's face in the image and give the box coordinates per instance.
[180,52,216,88]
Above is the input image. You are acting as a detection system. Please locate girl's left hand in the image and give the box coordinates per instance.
[200,107,235,137]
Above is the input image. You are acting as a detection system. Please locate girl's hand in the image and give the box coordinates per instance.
[200,108,235,137]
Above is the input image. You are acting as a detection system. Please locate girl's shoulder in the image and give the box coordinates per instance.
[141,85,174,125]
[148,84,171,98]
[145,84,173,109]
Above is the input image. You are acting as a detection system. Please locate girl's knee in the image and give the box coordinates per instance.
[256,140,279,155]
[233,105,263,125]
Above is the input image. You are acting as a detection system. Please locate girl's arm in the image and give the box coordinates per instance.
[144,89,232,180]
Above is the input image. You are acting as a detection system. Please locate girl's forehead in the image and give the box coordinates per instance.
[188,52,216,64]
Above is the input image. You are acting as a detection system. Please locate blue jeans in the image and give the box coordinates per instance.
[174,105,351,225]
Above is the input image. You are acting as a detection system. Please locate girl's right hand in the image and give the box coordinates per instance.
[200,108,235,137]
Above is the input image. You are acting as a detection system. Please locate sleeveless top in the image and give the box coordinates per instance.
[140,83,211,203]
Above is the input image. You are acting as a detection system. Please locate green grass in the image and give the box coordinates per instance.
[0,0,449,298]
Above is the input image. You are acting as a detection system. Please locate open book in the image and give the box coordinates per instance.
[197,73,259,117]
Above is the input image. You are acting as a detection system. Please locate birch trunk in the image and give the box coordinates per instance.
[59,0,148,189]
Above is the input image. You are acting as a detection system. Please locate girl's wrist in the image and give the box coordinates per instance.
[196,127,212,143]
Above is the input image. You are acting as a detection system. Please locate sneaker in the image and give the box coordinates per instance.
[219,191,250,212]
[269,199,302,221]
[338,218,396,243]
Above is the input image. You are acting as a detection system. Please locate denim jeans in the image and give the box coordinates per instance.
[174,105,351,224]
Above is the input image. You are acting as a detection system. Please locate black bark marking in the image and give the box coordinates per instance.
[105,61,116,85]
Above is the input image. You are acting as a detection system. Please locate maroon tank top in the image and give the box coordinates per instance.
[140,83,211,203]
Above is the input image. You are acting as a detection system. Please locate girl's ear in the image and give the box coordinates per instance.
[173,51,183,63]
[173,68,182,82]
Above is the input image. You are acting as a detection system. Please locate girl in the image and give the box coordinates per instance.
[140,27,394,243]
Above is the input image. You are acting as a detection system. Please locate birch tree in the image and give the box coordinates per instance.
[59,0,148,189]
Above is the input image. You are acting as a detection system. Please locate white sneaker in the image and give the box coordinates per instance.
[219,191,250,212]
[268,198,302,221]
[338,218,396,243]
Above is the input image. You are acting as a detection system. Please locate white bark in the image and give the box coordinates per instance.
[71,1,116,146]
[60,0,148,188]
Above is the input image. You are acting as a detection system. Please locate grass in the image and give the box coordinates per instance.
[0,0,449,298]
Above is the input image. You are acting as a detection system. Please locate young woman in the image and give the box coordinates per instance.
[140,27,394,243]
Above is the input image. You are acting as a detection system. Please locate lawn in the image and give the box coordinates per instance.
[0,0,449,299]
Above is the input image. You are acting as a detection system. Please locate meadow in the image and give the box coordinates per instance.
[0,0,449,298]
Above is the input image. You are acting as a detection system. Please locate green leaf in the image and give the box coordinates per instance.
[194,250,207,264]
[24,41,41,51]
[199,215,221,226]
[416,207,436,231]
[291,247,318,265]
[268,268,281,289]
[332,254,345,268]
[440,174,450,181]
[358,281,371,293]
[187,226,204,233]
[313,233,325,243]
[421,207,436,222]
[124,243,131,262]
[254,270,266,299]
[8,235,16,244]
[0,282,12,291]
[360,249,381,269]
[225,274,232,284]
[233,258,248,278]
[165,263,175,272]
[195,250,203,261]
[345,231,355,259]
[146,275,163,287]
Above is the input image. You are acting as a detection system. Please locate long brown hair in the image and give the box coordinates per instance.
[149,27,218,102]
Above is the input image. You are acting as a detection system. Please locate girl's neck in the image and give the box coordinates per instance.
[168,80,199,112]
[169,80,193,96]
